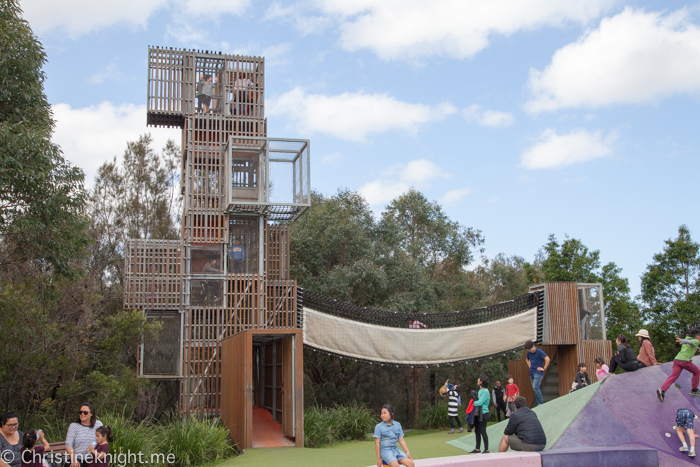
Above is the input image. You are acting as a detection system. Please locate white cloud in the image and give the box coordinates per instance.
[21,0,168,38]
[311,0,612,61]
[439,188,471,206]
[359,159,449,205]
[52,102,180,183]
[264,2,333,35]
[89,63,129,85]
[21,0,249,39]
[520,129,616,169]
[267,87,456,141]
[463,104,514,127]
[178,0,250,17]
[526,8,700,112]
[322,152,344,164]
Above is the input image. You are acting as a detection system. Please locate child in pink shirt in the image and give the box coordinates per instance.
[595,358,610,381]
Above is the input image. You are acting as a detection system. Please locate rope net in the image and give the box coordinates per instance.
[298,289,543,366]
[298,289,540,329]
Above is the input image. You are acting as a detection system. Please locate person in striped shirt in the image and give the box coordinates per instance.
[444,380,463,434]
[65,403,103,467]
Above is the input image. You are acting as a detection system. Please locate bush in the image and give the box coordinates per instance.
[419,399,450,429]
[304,404,377,448]
[159,416,236,467]
[100,413,160,467]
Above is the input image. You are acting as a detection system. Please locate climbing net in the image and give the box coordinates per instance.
[298,288,539,329]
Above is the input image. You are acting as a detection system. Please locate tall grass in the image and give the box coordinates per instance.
[304,404,377,448]
[419,399,450,429]
[100,413,160,467]
[159,417,236,467]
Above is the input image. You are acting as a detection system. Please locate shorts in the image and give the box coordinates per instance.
[380,447,407,464]
[677,409,695,430]
[508,434,545,452]
[198,95,211,106]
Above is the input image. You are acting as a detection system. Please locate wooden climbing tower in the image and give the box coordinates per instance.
[124,47,309,448]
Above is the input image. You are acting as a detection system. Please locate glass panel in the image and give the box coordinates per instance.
[578,286,605,341]
[190,279,224,306]
[143,312,180,376]
[228,216,260,273]
[190,245,223,275]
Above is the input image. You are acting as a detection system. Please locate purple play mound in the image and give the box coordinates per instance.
[552,356,700,467]
[540,446,658,467]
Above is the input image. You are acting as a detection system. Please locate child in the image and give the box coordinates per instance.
[572,363,590,391]
[444,381,463,434]
[465,390,477,432]
[505,375,519,417]
[374,405,414,467]
[89,426,113,467]
[657,329,700,402]
[594,357,609,381]
[21,429,50,467]
[676,408,699,458]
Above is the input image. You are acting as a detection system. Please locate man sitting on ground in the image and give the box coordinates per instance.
[498,396,546,452]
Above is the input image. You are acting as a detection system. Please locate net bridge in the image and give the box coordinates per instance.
[298,289,543,367]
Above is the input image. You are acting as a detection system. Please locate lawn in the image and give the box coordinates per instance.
[221,429,470,467]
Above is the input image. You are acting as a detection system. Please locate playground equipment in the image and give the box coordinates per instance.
[123,46,611,450]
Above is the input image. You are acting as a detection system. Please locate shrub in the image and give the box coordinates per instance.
[159,416,236,467]
[419,399,450,429]
[100,413,159,467]
[304,404,377,448]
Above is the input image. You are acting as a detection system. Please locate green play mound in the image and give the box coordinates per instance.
[446,381,600,452]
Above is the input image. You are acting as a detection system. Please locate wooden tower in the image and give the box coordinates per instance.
[123,47,310,447]
[509,282,613,406]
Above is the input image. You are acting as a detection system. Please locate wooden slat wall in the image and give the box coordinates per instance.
[124,239,182,309]
[266,224,290,280]
[221,331,251,448]
[147,47,192,117]
[544,282,580,345]
[579,340,612,383]
[557,345,579,396]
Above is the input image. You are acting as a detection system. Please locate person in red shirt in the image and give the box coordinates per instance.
[505,375,519,417]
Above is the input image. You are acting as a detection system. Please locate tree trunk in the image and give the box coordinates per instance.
[429,370,436,403]
[413,367,420,429]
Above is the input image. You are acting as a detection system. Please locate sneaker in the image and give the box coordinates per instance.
[690,451,696,458]
[458,427,464,433]
[657,389,665,402]
[680,446,689,453]
[469,449,480,454]
[690,388,700,396]
[447,429,455,434]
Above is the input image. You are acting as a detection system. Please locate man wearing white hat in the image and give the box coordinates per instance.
[635,329,659,368]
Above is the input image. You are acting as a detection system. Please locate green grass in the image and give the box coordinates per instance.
[221,429,467,467]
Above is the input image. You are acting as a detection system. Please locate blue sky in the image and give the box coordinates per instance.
[21,0,700,298]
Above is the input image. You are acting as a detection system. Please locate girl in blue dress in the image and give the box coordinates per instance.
[374,405,414,467]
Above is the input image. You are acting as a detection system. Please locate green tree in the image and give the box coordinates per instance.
[640,225,700,360]
[0,0,88,275]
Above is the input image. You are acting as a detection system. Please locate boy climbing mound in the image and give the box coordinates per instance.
[676,408,699,458]
[657,329,700,402]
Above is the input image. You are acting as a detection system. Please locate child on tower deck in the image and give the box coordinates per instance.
[570,363,590,392]
[374,405,414,467]
[657,329,700,402]
[676,408,699,458]
[594,358,610,382]
[442,380,463,434]
[505,375,519,417]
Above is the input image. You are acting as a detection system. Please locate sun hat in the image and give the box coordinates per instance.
[635,329,650,338]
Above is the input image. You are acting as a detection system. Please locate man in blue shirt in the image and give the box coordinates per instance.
[525,340,550,407]
[229,239,245,273]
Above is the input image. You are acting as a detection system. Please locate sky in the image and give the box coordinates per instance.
[19,0,700,298]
